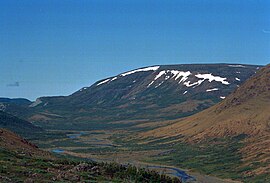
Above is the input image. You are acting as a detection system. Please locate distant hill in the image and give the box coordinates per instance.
[24,63,261,130]
[142,64,270,176]
[0,97,32,105]
[0,111,42,135]
[0,98,34,120]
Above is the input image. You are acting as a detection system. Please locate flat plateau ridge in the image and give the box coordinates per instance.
[12,64,261,128]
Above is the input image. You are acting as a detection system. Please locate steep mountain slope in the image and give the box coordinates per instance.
[28,64,260,129]
[142,64,270,176]
[0,111,42,135]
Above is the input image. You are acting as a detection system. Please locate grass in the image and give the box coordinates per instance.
[140,138,270,183]
[21,128,270,183]
[0,147,181,183]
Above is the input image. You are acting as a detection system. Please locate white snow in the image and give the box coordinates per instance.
[155,81,164,88]
[235,77,240,81]
[206,88,219,92]
[121,66,160,76]
[96,79,111,86]
[148,70,191,88]
[79,87,88,92]
[165,75,170,80]
[228,65,246,68]
[170,70,192,82]
[183,91,187,95]
[147,81,155,87]
[184,80,204,87]
[220,96,226,99]
[111,77,118,81]
[195,73,230,85]
[154,70,166,80]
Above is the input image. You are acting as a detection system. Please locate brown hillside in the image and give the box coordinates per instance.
[142,64,270,174]
[0,128,52,158]
[143,64,270,139]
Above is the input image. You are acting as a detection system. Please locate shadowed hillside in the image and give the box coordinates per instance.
[0,111,42,136]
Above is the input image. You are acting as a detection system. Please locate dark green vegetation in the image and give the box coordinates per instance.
[112,135,270,183]
[0,98,31,105]
[0,128,181,183]
[29,128,269,182]
[0,111,42,136]
[0,147,181,183]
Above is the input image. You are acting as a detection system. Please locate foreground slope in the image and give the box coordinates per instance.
[142,64,270,177]
[0,128,50,158]
[0,128,180,182]
[27,64,260,129]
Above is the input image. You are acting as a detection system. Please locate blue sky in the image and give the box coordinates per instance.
[0,0,269,100]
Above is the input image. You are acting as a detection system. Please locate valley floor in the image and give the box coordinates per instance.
[30,129,257,183]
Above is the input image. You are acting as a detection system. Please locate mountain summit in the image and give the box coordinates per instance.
[16,64,261,129]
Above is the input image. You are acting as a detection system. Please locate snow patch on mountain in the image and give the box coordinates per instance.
[111,77,118,81]
[121,66,160,77]
[170,70,191,82]
[228,65,246,68]
[149,70,192,87]
[195,73,230,85]
[184,80,204,87]
[147,81,155,87]
[155,81,164,88]
[206,88,219,92]
[97,79,111,86]
[154,70,166,80]
[79,87,88,92]
[165,75,170,80]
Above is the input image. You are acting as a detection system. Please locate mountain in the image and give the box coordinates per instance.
[15,63,261,130]
[0,111,42,136]
[142,64,270,177]
[0,98,34,120]
[0,97,32,106]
